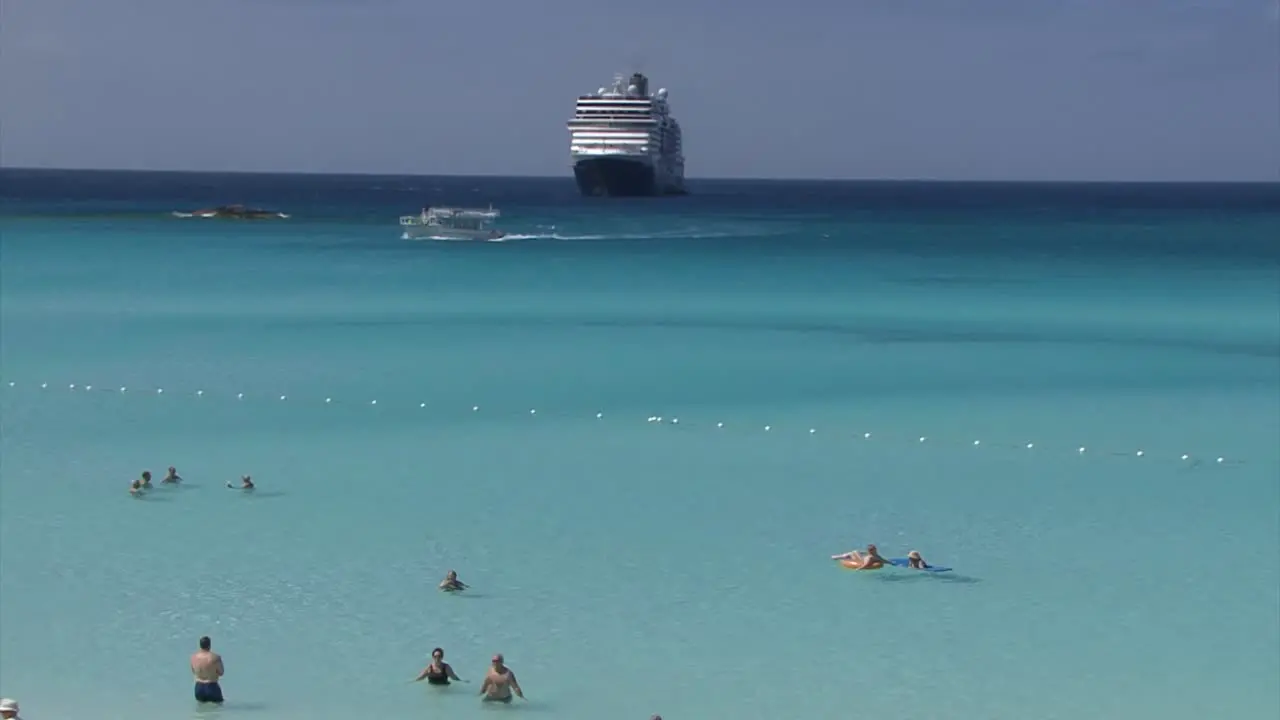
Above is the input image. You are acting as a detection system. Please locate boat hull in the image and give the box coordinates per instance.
[402,227,504,241]
[573,157,684,197]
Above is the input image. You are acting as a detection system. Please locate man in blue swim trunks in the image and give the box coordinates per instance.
[191,636,225,704]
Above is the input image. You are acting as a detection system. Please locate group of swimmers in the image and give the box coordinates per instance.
[128,467,255,495]
[405,570,527,703]
[831,544,931,570]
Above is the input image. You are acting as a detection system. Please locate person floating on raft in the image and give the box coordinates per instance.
[832,543,889,570]
[905,550,930,569]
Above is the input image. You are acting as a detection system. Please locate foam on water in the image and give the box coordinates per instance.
[2,174,1279,720]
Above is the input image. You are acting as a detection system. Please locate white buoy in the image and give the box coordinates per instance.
[1026,443,1035,449]
[6,382,12,387]
[1216,457,1224,464]
[70,384,76,390]
[41,383,47,389]
[596,412,603,419]
[530,409,536,415]
[420,403,426,408]
[1181,454,1189,461]
[85,385,92,391]
[919,436,927,443]
[809,428,816,434]
[237,393,244,400]
[120,387,127,393]
[371,400,377,405]
[280,395,287,401]
[472,405,479,412]
[973,440,981,446]
[672,418,679,424]
[1078,447,1086,454]
[716,422,724,428]
[1136,450,1144,457]
[156,388,163,394]
[325,398,332,403]
[863,432,871,439]
[764,425,771,431]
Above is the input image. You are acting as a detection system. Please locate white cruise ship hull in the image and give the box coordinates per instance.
[402,225,504,241]
[572,154,685,197]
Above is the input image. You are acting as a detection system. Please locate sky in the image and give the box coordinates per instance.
[2,0,1278,181]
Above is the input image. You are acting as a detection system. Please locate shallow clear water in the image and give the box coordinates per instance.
[1,172,1278,720]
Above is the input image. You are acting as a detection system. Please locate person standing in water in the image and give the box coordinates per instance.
[162,466,183,484]
[479,654,524,703]
[191,635,225,704]
[227,475,254,491]
[439,570,467,592]
[413,647,465,685]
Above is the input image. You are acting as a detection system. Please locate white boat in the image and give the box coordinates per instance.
[567,72,686,197]
[399,206,505,240]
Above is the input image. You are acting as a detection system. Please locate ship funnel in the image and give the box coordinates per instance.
[629,73,649,96]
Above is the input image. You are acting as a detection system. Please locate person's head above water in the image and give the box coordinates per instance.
[867,544,880,555]
[491,653,505,669]
[142,471,152,481]
[432,647,444,661]
[907,550,922,560]
[199,636,212,651]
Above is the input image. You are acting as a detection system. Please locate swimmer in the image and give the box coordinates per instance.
[140,470,153,489]
[130,479,145,496]
[439,570,467,592]
[162,466,183,484]
[906,550,930,570]
[479,654,524,703]
[413,647,465,685]
[227,475,254,491]
[832,543,888,570]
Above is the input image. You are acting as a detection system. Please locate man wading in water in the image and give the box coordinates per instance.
[479,654,525,703]
[191,635,225,704]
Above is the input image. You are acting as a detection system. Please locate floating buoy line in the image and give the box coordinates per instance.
[0,379,1246,468]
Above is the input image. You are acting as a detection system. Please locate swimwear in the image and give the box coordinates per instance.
[483,695,513,704]
[426,665,450,685]
[194,681,224,703]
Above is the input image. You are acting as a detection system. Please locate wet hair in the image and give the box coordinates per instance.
[199,636,212,650]
[432,647,444,657]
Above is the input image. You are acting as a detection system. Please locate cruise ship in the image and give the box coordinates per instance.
[567,72,686,197]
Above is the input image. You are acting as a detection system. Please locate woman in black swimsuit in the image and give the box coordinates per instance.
[413,648,464,685]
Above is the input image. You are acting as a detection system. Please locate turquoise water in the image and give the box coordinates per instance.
[2,173,1279,719]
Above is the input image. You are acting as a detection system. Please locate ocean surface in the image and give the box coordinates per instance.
[2,170,1278,720]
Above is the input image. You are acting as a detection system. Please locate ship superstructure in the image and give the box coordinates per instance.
[567,72,686,197]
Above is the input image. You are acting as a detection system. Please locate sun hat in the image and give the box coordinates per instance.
[0,698,18,712]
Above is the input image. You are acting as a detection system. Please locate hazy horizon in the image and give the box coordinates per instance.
[3,0,1278,182]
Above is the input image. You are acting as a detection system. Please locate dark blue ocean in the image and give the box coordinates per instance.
[2,169,1278,720]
